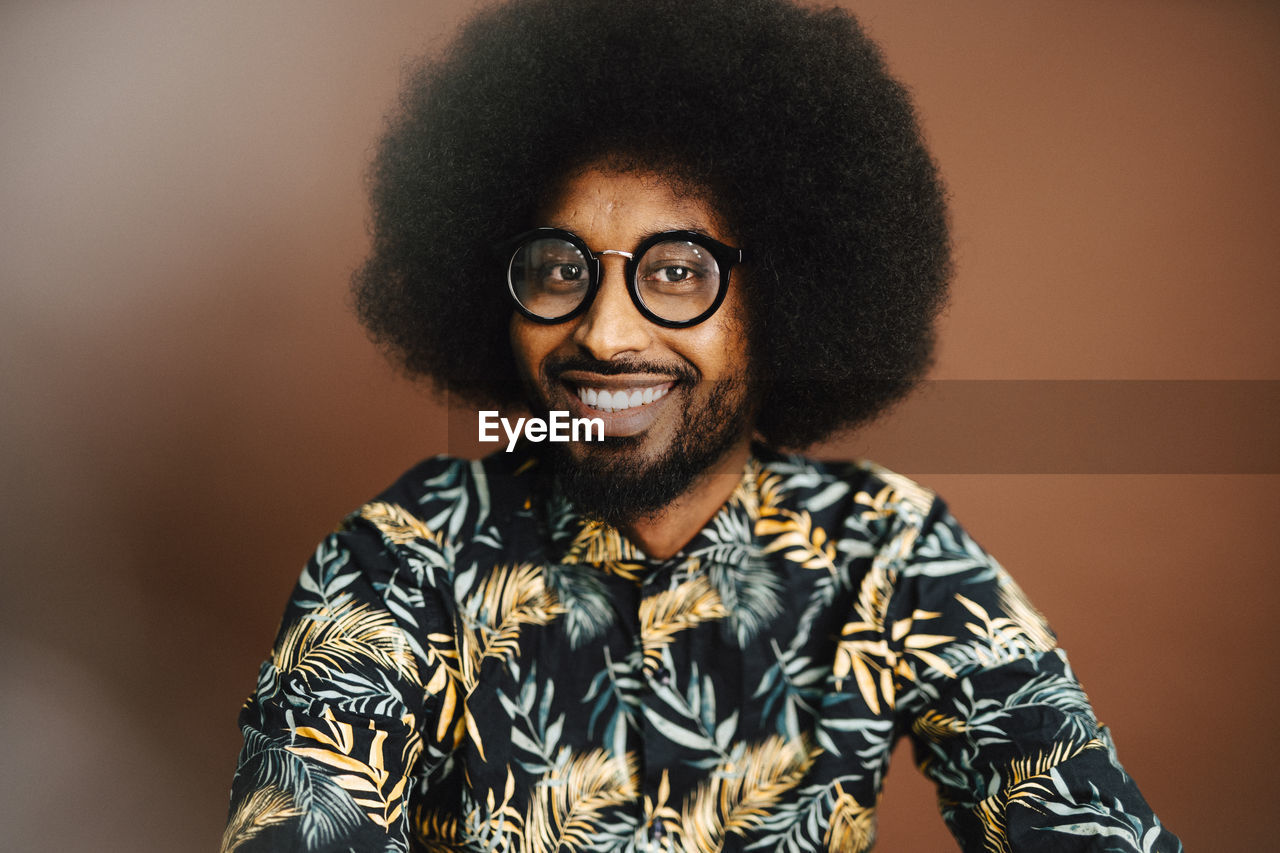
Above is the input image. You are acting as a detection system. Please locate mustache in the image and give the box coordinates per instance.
[545,354,699,384]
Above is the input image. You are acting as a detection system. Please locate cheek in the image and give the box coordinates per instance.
[688,302,751,379]
[668,325,738,381]
[509,317,560,382]
[508,317,535,378]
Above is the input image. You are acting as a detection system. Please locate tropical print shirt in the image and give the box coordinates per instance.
[224,445,1180,852]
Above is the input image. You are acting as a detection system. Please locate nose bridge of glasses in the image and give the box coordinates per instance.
[589,250,637,310]
[594,248,634,294]
[593,248,634,296]
[581,249,645,327]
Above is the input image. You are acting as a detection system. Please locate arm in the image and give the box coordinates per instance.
[890,502,1182,852]
[223,505,462,853]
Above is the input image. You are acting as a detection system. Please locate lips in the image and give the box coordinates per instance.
[555,370,680,436]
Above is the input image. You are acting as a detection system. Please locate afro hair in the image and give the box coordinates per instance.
[353,0,951,449]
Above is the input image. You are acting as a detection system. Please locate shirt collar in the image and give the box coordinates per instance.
[536,449,769,578]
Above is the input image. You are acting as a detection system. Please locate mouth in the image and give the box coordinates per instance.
[572,382,673,413]
[555,370,681,436]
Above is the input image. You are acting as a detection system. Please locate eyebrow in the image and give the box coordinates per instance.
[542,224,721,247]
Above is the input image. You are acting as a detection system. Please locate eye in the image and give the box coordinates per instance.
[544,262,586,282]
[652,265,693,283]
[640,260,710,291]
[638,240,717,291]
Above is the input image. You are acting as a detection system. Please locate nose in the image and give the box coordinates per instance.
[570,256,651,359]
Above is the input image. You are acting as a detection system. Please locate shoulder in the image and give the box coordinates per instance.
[751,446,940,545]
[768,452,1036,615]
[753,449,1048,639]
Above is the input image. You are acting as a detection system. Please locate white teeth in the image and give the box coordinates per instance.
[575,384,670,412]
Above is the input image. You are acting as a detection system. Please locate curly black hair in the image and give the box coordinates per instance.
[353,0,950,449]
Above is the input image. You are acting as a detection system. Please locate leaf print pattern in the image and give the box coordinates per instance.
[287,705,423,830]
[758,510,839,573]
[272,600,422,689]
[360,501,444,547]
[638,571,728,672]
[456,562,566,690]
[675,734,819,852]
[824,783,876,853]
[226,447,1181,852]
[560,517,646,581]
[970,738,1108,853]
[523,748,639,852]
[221,785,300,852]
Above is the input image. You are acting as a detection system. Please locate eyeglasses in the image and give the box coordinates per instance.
[503,227,745,328]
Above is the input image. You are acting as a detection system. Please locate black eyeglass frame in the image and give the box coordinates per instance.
[501,226,746,329]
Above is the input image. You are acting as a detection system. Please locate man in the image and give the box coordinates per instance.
[224,0,1181,850]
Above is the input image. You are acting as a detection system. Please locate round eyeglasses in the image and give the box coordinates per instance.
[503,227,745,328]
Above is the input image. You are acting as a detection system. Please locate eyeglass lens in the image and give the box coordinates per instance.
[509,237,721,324]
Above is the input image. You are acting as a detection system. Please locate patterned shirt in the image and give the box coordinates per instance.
[224,445,1180,852]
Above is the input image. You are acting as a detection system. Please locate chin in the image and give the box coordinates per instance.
[546,396,751,526]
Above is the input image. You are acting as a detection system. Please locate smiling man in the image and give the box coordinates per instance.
[224,1,1180,851]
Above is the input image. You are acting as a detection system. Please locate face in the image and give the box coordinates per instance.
[510,165,756,524]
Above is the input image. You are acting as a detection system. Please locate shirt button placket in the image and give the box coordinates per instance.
[637,568,677,853]
[641,817,673,852]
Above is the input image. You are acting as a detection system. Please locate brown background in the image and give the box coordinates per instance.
[2,1,1276,850]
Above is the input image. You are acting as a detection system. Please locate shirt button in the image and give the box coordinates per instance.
[652,666,670,686]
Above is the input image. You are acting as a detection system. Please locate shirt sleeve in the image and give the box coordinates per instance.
[222,505,462,853]
[888,501,1182,852]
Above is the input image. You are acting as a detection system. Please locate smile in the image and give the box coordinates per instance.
[574,383,672,413]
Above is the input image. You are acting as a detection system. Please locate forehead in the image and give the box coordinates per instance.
[536,166,732,244]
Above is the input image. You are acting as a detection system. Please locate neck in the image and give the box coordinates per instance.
[619,437,753,560]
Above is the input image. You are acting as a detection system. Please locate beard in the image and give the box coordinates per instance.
[532,358,755,528]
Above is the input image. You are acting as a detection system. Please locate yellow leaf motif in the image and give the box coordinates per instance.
[997,577,1056,653]
[727,457,765,521]
[642,769,682,843]
[956,592,1055,666]
[560,520,645,581]
[851,561,895,633]
[853,484,899,522]
[413,808,461,853]
[286,707,424,832]
[824,783,876,853]
[832,632,893,714]
[912,710,967,742]
[757,510,837,573]
[472,766,524,843]
[855,465,935,520]
[456,564,566,762]
[422,632,466,749]
[753,469,788,519]
[458,564,566,689]
[220,785,300,853]
[638,574,728,671]
[835,609,955,712]
[971,737,1107,853]
[523,749,639,853]
[273,600,422,687]
[359,501,443,546]
[674,735,819,853]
